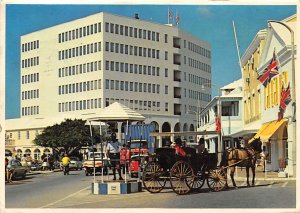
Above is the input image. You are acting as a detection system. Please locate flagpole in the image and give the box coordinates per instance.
[168,8,170,24]
[232,21,243,76]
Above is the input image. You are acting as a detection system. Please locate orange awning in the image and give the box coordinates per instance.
[250,119,288,143]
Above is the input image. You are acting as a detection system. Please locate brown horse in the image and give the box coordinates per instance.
[220,138,262,188]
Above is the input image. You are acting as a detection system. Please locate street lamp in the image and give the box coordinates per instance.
[202,83,222,162]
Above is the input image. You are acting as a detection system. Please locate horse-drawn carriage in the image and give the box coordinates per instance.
[142,131,263,195]
[142,146,227,195]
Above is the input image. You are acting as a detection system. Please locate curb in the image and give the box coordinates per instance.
[234,177,296,181]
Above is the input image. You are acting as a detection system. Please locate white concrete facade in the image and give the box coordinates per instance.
[198,79,243,153]
[257,17,297,176]
[7,12,212,157]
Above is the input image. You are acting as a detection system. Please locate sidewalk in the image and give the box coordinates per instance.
[233,165,296,181]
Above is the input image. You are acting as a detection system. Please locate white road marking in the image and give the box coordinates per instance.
[49,192,154,208]
[40,186,90,208]
[281,182,288,188]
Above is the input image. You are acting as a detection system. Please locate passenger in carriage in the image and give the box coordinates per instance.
[197,137,207,154]
[174,138,187,157]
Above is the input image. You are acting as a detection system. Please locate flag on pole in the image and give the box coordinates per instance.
[168,8,173,24]
[176,12,179,25]
[257,50,279,87]
[278,82,291,121]
[215,116,221,133]
[279,83,291,113]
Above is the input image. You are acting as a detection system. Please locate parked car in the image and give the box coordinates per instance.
[69,157,83,170]
[30,161,42,171]
[10,160,27,180]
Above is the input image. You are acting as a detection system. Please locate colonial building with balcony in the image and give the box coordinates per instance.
[198,79,243,153]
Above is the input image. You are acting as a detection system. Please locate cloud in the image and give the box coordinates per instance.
[197,7,214,17]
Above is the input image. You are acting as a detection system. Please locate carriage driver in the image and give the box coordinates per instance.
[106,132,123,181]
[174,138,187,157]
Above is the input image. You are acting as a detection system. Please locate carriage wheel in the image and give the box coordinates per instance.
[192,170,206,191]
[207,167,227,192]
[142,161,166,193]
[170,161,194,195]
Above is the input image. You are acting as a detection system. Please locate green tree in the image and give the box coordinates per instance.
[34,119,99,155]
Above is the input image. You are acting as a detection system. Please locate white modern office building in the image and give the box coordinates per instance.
[6,12,212,158]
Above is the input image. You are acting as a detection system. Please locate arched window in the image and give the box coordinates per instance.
[25,149,31,156]
[17,149,23,159]
[44,148,51,156]
[34,149,41,160]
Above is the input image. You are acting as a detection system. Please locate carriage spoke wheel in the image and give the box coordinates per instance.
[170,161,194,195]
[142,161,166,193]
[192,170,206,191]
[207,167,227,192]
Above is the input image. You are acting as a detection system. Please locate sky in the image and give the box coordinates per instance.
[5,4,296,119]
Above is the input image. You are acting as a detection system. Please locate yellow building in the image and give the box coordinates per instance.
[239,29,266,139]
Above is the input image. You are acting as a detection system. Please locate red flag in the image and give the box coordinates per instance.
[257,50,279,87]
[176,15,179,25]
[215,116,221,133]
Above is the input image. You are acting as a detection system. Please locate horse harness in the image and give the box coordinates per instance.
[226,147,258,168]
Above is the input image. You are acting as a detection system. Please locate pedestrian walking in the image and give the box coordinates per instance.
[26,154,32,173]
[106,132,123,181]
[48,154,54,171]
[21,154,27,166]
[6,153,14,183]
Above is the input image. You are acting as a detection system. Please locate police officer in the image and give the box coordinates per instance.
[106,132,123,181]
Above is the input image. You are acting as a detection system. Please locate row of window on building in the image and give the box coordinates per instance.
[58,60,101,78]
[21,40,39,53]
[21,106,39,116]
[105,98,166,112]
[21,57,39,68]
[187,89,211,102]
[188,57,211,73]
[264,71,288,109]
[58,79,101,95]
[58,22,102,43]
[21,73,39,84]
[105,79,166,94]
[58,42,101,60]
[105,60,162,77]
[58,98,102,112]
[188,41,211,58]
[105,41,164,60]
[188,73,211,86]
[7,130,39,140]
[105,22,161,42]
[15,148,49,161]
[22,89,39,100]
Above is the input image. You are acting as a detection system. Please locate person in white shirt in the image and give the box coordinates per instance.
[6,153,15,183]
[260,146,269,172]
[106,132,123,181]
